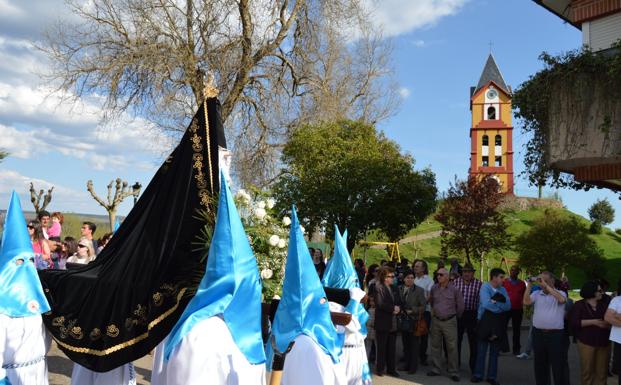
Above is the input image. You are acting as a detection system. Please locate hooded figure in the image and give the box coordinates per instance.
[151,173,266,385]
[0,191,51,385]
[322,226,372,385]
[268,207,346,385]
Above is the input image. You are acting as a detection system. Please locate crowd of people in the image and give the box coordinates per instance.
[24,210,112,269]
[316,256,621,385]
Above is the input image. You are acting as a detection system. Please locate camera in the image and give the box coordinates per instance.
[527,276,539,283]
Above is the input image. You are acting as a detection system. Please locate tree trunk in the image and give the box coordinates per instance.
[108,210,116,231]
[538,184,543,199]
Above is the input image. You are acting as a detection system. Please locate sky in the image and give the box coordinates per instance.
[1,0,620,228]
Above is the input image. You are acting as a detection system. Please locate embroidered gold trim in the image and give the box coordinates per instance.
[106,325,119,338]
[53,288,187,356]
[203,100,214,193]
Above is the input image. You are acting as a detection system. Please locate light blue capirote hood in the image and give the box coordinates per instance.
[322,225,359,289]
[0,191,51,317]
[268,206,342,365]
[163,173,266,364]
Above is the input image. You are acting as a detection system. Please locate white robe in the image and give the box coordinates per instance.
[0,314,50,385]
[280,334,347,385]
[70,363,136,385]
[338,317,371,385]
[152,316,266,385]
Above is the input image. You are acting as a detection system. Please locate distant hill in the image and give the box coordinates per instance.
[354,199,621,288]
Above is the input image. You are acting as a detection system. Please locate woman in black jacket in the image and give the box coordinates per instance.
[373,266,401,377]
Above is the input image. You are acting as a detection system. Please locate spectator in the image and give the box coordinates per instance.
[523,272,568,385]
[605,278,621,385]
[81,221,98,253]
[37,210,51,240]
[313,248,326,278]
[503,265,527,355]
[433,260,446,283]
[366,295,376,363]
[449,258,462,277]
[60,236,78,269]
[366,264,379,295]
[427,267,464,382]
[67,237,96,264]
[97,232,113,254]
[27,220,51,269]
[354,258,366,289]
[48,211,64,239]
[453,262,482,373]
[472,268,511,385]
[373,266,401,377]
[400,269,426,374]
[413,259,434,366]
[397,258,410,284]
[571,280,610,385]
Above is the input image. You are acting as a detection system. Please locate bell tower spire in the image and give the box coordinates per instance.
[469,54,514,195]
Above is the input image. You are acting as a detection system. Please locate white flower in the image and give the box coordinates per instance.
[282,216,291,226]
[272,294,281,300]
[254,207,267,220]
[266,198,276,209]
[268,235,280,247]
[235,189,251,202]
[278,238,287,249]
[27,300,40,313]
[261,269,273,279]
[300,225,306,234]
[257,200,266,209]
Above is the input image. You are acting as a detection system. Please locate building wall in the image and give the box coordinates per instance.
[572,0,621,23]
[582,11,621,51]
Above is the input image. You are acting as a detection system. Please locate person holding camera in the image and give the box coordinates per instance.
[523,272,568,385]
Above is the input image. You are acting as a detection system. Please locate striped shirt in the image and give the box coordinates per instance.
[453,277,482,311]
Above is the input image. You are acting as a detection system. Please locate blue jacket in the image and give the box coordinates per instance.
[477,282,511,320]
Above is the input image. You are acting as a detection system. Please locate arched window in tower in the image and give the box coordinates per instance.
[487,106,496,120]
[482,135,489,146]
[495,135,502,146]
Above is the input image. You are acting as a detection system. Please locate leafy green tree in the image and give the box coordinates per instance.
[435,175,509,266]
[274,120,437,251]
[515,209,604,278]
[588,198,615,233]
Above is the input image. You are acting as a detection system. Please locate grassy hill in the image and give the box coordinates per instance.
[353,205,621,288]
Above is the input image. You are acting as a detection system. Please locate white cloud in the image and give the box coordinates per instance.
[412,39,426,47]
[364,0,468,37]
[0,0,22,17]
[0,169,92,213]
[399,87,411,98]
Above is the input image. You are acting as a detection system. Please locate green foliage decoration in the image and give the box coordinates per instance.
[512,43,621,190]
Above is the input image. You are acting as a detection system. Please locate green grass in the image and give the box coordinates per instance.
[354,206,621,288]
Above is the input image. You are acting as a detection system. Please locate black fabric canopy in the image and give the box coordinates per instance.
[39,98,225,372]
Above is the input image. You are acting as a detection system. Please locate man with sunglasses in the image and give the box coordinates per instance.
[427,267,464,382]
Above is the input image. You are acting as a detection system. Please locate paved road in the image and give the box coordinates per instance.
[47,328,617,385]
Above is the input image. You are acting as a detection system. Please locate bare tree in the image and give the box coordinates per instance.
[87,179,141,228]
[29,183,54,214]
[40,0,399,187]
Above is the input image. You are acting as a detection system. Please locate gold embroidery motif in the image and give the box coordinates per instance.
[106,325,119,338]
[70,326,84,340]
[153,292,163,306]
[52,316,65,327]
[203,100,214,193]
[53,288,187,356]
[89,328,102,341]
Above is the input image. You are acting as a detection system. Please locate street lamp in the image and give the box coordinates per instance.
[131,182,142,206]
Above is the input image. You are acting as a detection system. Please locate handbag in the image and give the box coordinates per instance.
[397,312,414,332]
[414,310,429,336]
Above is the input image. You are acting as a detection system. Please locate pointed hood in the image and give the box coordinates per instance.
[323,227,369,339]
[0,191,50,317]
[322,225,358,289]
[164,173,265,364]
[270,206,341,363]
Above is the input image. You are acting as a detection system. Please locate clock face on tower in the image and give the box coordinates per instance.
[486,89,498,99]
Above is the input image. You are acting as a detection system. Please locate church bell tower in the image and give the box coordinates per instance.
[469,54,514,195]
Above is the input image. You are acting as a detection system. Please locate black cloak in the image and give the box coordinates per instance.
[39,98,225,372]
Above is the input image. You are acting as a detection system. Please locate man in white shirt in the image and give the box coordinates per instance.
[522,272,567,385]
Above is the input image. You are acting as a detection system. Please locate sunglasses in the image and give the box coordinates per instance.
[437,273,447,276]
[27,225,34,229]
[78,244,88,248]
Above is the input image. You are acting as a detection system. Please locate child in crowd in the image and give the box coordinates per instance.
[48,212,63,239]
